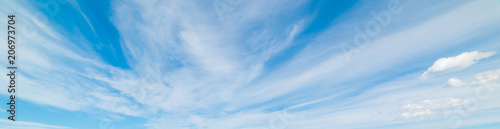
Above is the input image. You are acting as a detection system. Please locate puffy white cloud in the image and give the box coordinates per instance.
[398,68,500,124]
[448,78,466,87]
[470,68,500,86]
[447,68,500,87]
[421,51,496,79]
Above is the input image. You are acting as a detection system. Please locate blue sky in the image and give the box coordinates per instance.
[1,0,500,129]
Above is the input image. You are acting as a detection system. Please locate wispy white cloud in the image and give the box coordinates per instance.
[1,0,500,129]
[68,0,97,36]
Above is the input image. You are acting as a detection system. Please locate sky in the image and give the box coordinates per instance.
[0,0,500,129]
